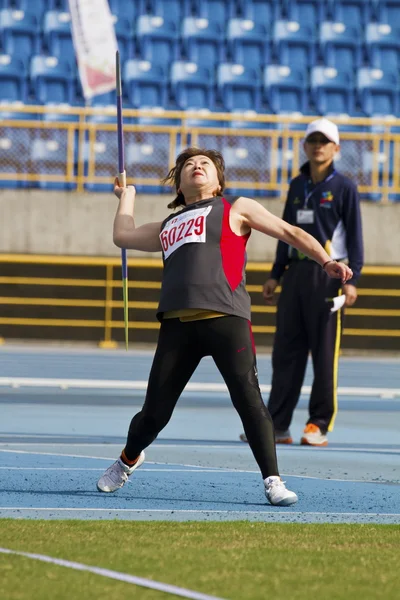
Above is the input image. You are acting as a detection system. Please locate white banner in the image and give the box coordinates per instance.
[68,0,117,100]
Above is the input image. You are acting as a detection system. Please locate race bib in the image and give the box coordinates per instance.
[160,206,212,259]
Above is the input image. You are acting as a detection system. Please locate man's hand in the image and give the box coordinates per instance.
[114,177,136,200]
[262,278,278,305]
[342,283,357,306]
[324,260,353,284]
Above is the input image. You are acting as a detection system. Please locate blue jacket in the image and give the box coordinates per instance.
[270,161,364,286]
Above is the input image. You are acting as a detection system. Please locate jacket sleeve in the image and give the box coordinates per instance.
[342,181,364,286]
[270,187,294,281]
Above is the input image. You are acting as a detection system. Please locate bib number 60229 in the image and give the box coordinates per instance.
[160,215,205,253]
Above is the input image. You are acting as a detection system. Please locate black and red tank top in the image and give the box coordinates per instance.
[156,196,251,321]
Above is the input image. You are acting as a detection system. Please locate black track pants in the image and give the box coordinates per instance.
[125,316,279,479]
[267,261,343,433]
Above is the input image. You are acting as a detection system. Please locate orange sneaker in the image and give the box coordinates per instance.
[300,424,328,447]
[275,430,293,444]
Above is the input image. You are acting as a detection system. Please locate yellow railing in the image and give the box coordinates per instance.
[1,105,400,202]
[0,254,399,347]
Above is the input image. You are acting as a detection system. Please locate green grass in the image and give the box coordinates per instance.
[1,520,399,600]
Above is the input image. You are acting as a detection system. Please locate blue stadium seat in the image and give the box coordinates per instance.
[310,66,355,115]
[136,15,179,68]
[357,67,399,116]
[48,0,69,10]
[123,59,167,108]
[11,0,48,23]
[239,0,277,23]
[90,92,117,106]
[0,9,39,62]
[226,18,270,70]
[125,139,168,193]
[30,133,74,190]
[193,0,236,27]
[263,65,307,113]
[181,17,224,69]
[216,63,261,111]
[0,127,30,188]
[286,0,326,30]
[113,15,134,63]
[108,0,138,25]
[328,0,373,27]
[170,61,214,110]
[319,21,362,72]
[0,54,27,102]
[273,20,315,72]
[376,0,400,25]
[365,23,400,74]
[43,11,75,69]
[147,0,190,22]
[223,137,269,196]
[30,55,74,104]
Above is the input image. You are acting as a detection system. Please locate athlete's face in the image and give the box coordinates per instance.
[304,133,339,165]
[179,155,221,197]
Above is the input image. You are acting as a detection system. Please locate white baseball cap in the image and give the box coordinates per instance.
[304,118,340,145]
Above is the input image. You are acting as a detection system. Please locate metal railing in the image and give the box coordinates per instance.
[1,104,400,202]
[0,254,399,348]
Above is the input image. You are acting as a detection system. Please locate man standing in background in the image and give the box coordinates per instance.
[241,118,364,446]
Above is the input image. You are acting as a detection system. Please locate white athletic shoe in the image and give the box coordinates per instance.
[97,451,145,493]
[264,476,298,506]
[300,424,328,447]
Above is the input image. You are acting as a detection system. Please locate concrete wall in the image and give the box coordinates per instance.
[1,189,399,263]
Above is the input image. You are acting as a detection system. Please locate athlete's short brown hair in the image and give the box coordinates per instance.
[161,147,225,209]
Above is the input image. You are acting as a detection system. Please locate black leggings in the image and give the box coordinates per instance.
[125,316,279,478]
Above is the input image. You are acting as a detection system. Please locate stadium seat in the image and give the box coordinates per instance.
[0,9,39,62]
[11,0,48,22]
[30,55,74,104]
[123,59,167,108]
[223,137,269,196]
[376,0,400,25]
[239,0,277,23]
[263,65,307,114]
[216,63,261,112]
[125,139,168,193]
[286,0,326,30]
[48,0,69,10]
[170,61,214,110]
[310,66,355,115]
[43,11,75,69]
[30,133,74,190]
[273,20,315,72]
[90,90,117,107]
[113,14,134,63]
[0,54,27,102]
[181,17,224,69]
[0,126,30,188]
[319,21,362,72]
[193,0,236,27]
[365,23,400,74]
[147,0,190,23]
[108,0,138,25]
[328,0,373,27]
[136,15,179,68]
[357,67,399,117]
[226,18,270,70]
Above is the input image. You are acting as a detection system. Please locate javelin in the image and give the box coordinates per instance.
[116,50,129,351]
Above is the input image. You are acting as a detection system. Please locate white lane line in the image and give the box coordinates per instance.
[0,467,239,473]
[1,376,399,397]
[0,453,398,484]
[0,508,399,517]
[0,548,226,600]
